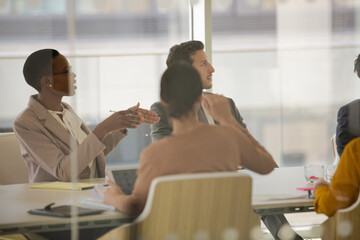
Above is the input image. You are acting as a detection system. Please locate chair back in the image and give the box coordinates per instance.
[98,172,253,240]
[331,134,341,165]
[322,195,360,239]
[0,132,28,184]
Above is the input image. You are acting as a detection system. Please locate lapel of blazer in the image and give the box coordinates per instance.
[199,92,219,125]
[63,102,91,135]
[70,109,105,176]
[80,124,105,177]
[28,95,74,148]
[198,106,219,125]
[197,106,208,123]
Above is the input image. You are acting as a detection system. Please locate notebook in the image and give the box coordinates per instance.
[29,182,97,191]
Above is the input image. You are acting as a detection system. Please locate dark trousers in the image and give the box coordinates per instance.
[261,214,303,240]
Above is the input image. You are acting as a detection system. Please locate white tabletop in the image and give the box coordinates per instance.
[246,166,315,215]
[0,167,314,235]
[0,179,134,235]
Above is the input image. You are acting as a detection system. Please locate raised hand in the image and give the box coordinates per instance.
[202,94,237,125]
[129,102,160,125]
[93,108,143,141]
[106,108,145,130]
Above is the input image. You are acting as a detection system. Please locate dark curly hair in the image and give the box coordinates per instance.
[160,62,203,119]
[23,49,60,92]
[166,41,204,67]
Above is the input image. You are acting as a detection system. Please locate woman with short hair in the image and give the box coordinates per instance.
[14,49,159,183]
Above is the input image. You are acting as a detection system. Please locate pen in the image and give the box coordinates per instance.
[109,110,133,117]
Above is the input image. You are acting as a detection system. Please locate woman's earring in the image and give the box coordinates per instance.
[49,84,53,88]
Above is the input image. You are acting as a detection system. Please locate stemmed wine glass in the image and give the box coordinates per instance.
[304,164,324,186]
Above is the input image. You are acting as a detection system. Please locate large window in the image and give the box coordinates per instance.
[0,0,189,164]
[0,0,189,52]
[1,0,360,167]
[212,0,360,166]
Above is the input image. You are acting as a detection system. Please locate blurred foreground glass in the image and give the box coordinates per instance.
[304,164,324,185]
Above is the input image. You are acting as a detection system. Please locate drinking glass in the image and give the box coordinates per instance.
[325,165,337,182]
[304,164,324,185]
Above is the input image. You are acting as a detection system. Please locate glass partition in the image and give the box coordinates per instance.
[1,0,360,238]
[0,0,189,165]
[0,0,189,239]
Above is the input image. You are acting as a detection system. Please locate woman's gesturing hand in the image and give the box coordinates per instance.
[93,103,159,141]
[128,102,160,125]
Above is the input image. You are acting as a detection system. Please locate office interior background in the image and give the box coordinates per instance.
[0,0,359,168]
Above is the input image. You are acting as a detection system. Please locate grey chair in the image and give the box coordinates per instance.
[0,132,28,184]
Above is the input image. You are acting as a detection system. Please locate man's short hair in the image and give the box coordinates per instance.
[23,49,60,92]
[354,53,360,78]
[166,40,204,67]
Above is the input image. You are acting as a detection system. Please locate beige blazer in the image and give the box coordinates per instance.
[13,95,126,183]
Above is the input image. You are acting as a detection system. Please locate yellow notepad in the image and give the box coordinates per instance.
[29,182,96,191]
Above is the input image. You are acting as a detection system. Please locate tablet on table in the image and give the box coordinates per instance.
[106,165,138,195]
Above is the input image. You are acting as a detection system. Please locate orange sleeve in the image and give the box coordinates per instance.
[314,138,360,216]
[314,185,347,216]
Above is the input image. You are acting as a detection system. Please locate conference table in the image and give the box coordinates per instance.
[244,167,315,216]
[0,167,315,235]
[0,178,136,236]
